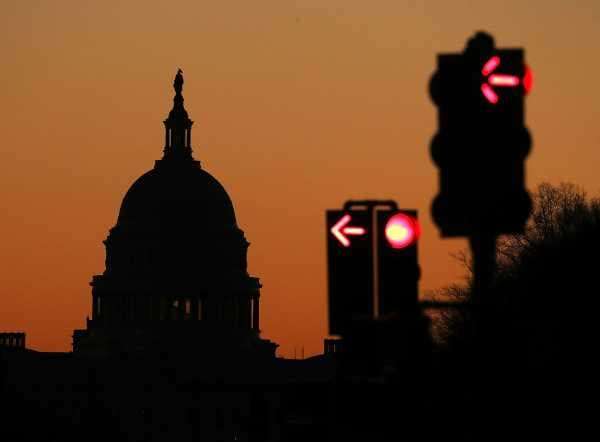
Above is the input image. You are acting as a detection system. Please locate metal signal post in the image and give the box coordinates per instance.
[429,32,533,301]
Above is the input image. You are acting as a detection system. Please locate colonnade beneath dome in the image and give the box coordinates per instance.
[92,293,260,331]
[0,332,26,348]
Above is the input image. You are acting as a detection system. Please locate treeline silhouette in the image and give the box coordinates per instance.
[434,182,598,439]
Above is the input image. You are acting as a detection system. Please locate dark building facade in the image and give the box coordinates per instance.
[73,70,276,359]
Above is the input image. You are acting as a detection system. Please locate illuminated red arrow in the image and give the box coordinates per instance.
[481,55,521,104]
[331,214,366,247]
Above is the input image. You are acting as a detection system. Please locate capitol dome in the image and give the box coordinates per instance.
[73,70,276,359]
[117,161,237,230]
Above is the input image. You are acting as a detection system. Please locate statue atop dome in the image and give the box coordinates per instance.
[163,68,193,160]
[174,68,184,95]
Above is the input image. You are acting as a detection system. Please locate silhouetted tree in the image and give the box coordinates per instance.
[435,183,599,439]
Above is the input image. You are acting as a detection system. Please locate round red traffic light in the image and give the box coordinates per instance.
[384,213,420,249]
[523,65,533,94]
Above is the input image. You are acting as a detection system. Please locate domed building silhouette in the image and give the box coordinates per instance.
[73,71,277,359]
[2,70,424,442]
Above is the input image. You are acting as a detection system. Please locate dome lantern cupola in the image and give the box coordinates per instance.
[163,69,194,161]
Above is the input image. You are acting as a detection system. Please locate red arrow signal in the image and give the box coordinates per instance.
[331,214,366,247]
[480,55,522,104]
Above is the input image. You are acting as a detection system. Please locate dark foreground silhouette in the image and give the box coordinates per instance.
[434,182,598,440]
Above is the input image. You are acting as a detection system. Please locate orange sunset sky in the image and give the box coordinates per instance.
[1,1,600,357]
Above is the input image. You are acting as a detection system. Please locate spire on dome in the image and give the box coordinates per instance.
[162,68,194,161]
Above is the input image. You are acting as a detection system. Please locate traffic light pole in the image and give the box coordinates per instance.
[469,232,497,305]
[343,200,398,318]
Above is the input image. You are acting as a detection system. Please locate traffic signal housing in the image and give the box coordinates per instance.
[376,210,420,316]
[326,210,373,335]
[430,32,532,237]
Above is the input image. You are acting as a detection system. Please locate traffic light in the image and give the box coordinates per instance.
[376,210,420,316]
[326,210,373,335]
[429,32,532,237]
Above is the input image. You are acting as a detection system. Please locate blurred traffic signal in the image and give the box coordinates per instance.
[376,210,420,316]
[429,32,532,237]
